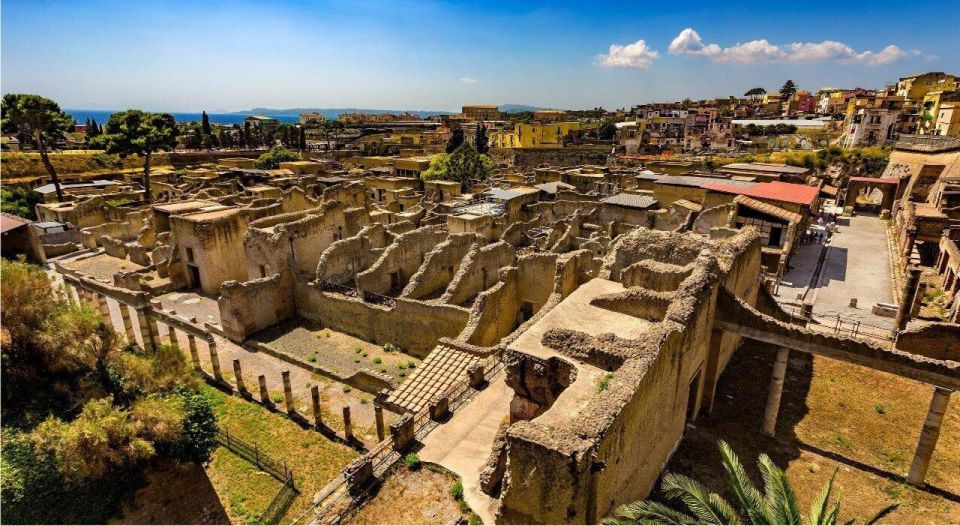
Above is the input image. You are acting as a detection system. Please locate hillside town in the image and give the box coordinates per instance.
[3,55,960,526]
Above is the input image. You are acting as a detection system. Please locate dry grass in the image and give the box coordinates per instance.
[661,340,960,524]
[343,464,467,525]
[202,384,360,524]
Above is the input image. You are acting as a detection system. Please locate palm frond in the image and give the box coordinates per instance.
[758,454,802,525]
[718,440,771,524]
[864,502,900,525]
[808,468,838,524]
[662,472,740,524]
[602,500,696,525]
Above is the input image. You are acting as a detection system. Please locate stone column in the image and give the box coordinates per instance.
[311,385,323,428]
[699,330,724,416]
[282,371,295,413]
[119,305,136,342]
[149,317,163,348]
[762,348,790,436]
[135,309,155,351]
[233,360,246,392]
[166,326,179,350]
[374,404,386,442]
[64,283,77,305]
[207,337,222,381]
[342,406,353,442]
[258,375,271,405]
[907,387,953,486]
[893,266,922,339]
[186,334,201,370]
[96,294,112,324]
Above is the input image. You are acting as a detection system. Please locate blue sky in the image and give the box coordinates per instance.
[2,0,957,112]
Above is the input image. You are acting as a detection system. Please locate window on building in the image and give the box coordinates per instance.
[186,247,194,262]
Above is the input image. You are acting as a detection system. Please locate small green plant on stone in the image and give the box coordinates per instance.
[362,351,369,357]
[308,354,317,362]
[450,481,464,500]
[373,357,382,364]
[360,397,368,404]
[271,393,284,404]
[468,513,482,525]
[596,373,613,392]
[380,367,387,373]
[875,404,886,415]
[353,358,361,363]
[399,371,406,378]
[355,346,363,353]
[408,360,416,368]
[342,385,351,393]
[397,362,406,370]
[404,452,421,470]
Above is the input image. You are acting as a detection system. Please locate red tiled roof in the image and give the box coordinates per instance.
[0,212,29,234]
[849,177,900,184]
[704,181,819,207]
[734,195,801,223]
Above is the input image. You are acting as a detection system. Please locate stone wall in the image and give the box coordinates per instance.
[442,241,516,306]
[315,224,391,285]
[219,274,295,342]
[402,233,479,300]
[355,225,448,295]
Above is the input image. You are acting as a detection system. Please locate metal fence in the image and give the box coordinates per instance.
[777,303,893,345]
[217,428,295,485]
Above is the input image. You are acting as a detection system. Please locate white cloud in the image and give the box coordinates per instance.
[597,39,659,69]
[459,76,478,84]
[668,27,919,66]
[668,28,720,57]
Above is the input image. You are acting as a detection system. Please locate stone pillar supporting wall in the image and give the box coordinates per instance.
[135,309,155,351]
[258,375,271,405]
[344,457,374,496]
[390,414,415,452]
[207,337,222,381]
[149,317,163,348]
[96,294,112,323]
[343,406,354,442]
[429,396,450,421]
[119,304,136,343]
[233,360,246,393]
[700,329,724,416]
[282,371,295,413]
[166,325,179,350]
[467,364,485,389]
[893,267,922,339]
[374,404,386,442]
[311,385,323,428]
[64,283,77,305]
[907,387,953,486]
[762,348,790,436]
[186,334,201,370]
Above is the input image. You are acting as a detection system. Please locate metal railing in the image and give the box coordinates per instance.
[217,428,295,485]
[319,280,398,307]
[777,303,893,344]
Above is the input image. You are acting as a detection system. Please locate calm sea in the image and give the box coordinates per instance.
[66,110,299,126]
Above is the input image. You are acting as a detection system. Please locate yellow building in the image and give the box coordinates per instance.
[935,104,960,136]
[461,105,501,121]
[490,122,582,149]
[896,72,959,101]
[918,90,960,134]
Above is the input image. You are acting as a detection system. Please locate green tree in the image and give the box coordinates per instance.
[201,110,211,136]
[255,145,300,169]
[474,122,490,154]
[298,126,307,150]
[1,186,42,219]
[92,110,177,203]
[602,440,898,525]
[1,94,76,202]
[172,389,218,463]
[446,127,465,153]
[780,80,797,101]
[744,87,766,98]
[598,121,617,141]
[421,143,491,190]
[243,121,252,148]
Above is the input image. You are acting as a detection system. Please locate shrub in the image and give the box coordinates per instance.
[373,357,382,364]
[408,360,416,368]
[450,481,464,500]
[341,385,351,393]
[596,373,613,392]
[354,346,363,353]
[307,354,317,363]
[403,452,421,470]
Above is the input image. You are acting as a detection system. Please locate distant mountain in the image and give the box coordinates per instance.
[498,104,549,113]
[229,108,455,119]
